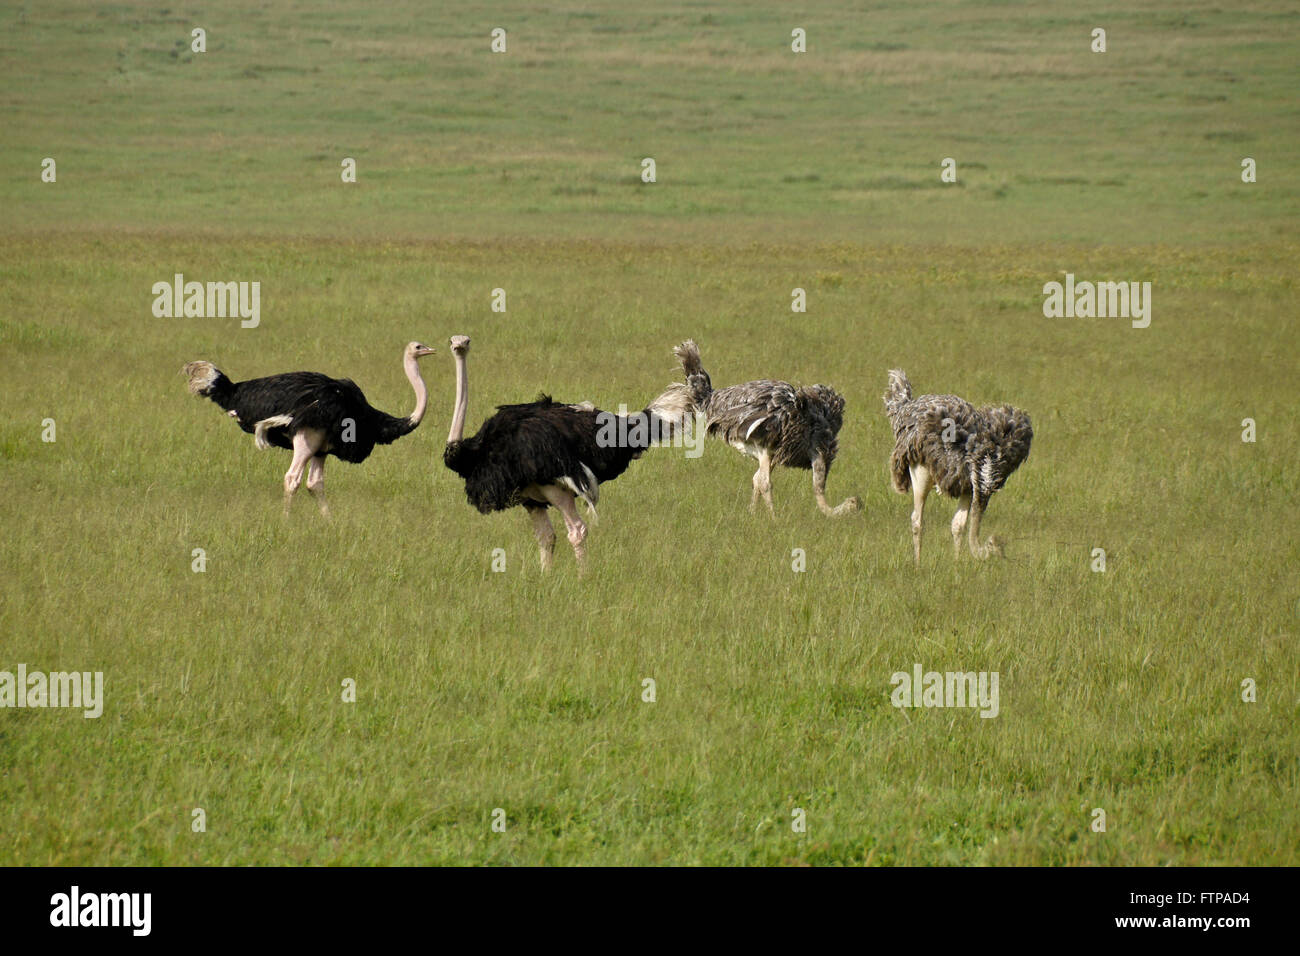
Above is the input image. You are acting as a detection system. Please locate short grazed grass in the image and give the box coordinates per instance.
[0,0,1297,865]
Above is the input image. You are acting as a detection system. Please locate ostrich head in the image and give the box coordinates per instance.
[406,342,437,360]
[450,335,471,356]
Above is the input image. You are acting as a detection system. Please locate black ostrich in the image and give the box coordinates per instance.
[883,369,1033,564]
[442,335,680,570]
[183,341,436,514]
[659,339,862,518]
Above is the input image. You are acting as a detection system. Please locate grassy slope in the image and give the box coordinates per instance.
[0,1,1297,864]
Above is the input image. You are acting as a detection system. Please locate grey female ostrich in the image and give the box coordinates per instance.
[660,340,861,518]
[183,341,436,514]
[883,369,1033,564]
[442,335,679,570]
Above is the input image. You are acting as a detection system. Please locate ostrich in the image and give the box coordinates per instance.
[659,340,861,518]
[442,335,680,570]
[182,342,436,514]
[883,369,1033,564]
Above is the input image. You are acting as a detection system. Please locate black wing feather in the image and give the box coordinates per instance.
[228,372,380,460]
[444,397,647,513]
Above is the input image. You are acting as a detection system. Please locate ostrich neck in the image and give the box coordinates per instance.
[404,352,428,426]
[447,353,468,444]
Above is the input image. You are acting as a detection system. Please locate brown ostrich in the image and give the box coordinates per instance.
[883,369,1033,564]
[658,339,861,518]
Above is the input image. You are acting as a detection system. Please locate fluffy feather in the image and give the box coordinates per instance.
[668,341,848,470]
[883,369,1033,499]
[664,339,860,517]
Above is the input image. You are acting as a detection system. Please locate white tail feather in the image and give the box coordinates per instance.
[559,464,600,524]
[254,414,293,450]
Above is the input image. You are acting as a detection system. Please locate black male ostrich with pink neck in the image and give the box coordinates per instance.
[183,341,436,514]
[442,335,685,570]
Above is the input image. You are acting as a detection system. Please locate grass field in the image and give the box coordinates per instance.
[1,1,1297,865]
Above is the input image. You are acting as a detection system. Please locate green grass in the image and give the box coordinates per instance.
[2,0,1297,243]
[1,0,1297,865]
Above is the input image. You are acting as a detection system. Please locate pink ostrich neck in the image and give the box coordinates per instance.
[447,352,468,443]
[405,350,429,426]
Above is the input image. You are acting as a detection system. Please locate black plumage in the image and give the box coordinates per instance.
[189,368,416,462]
[444,395,650,514]
[182,342,434,514]
[441,335,676,570]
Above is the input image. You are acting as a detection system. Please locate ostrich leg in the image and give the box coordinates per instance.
[908,464,933,566]
[283,433,315,515]
[750,450,775,517]
[526,504,556,571]
[541,485,588,569]
[966,491,1003,559]
[305,455,329,516]
[812,453,862,518]
[951,494,971,557]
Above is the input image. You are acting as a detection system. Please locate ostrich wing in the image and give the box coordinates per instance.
[227,372,376,457]
[703,380,799,446]
[890,395,1032,499]
[451,399,618,513]
[227,373,355,428]
[284,377,371,434]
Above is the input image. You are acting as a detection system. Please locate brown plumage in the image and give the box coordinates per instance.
[883,369,1032,563]
[663,340,861,517]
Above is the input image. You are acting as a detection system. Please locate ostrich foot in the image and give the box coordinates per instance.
[820,496,861,518]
